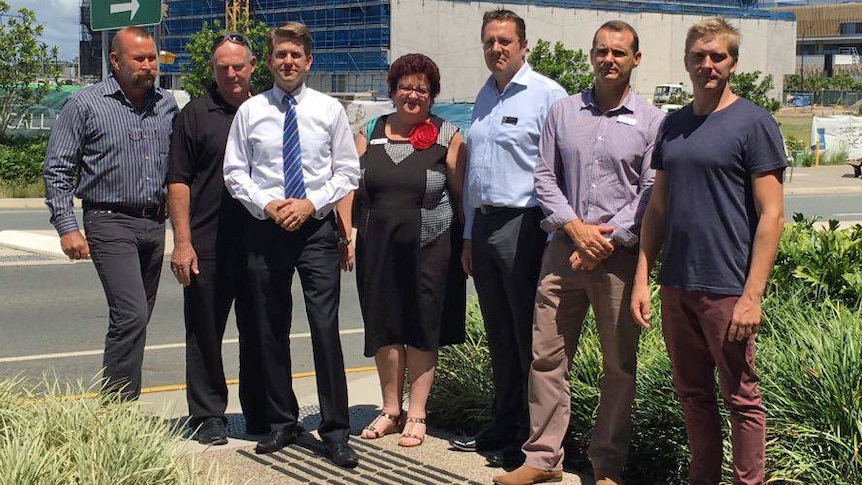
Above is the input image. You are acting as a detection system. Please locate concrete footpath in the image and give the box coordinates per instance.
[142,370,590,485]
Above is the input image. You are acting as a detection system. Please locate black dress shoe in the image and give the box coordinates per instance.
[327,442,359,468]
[196,418,228,445]
[450,432,511,452]
[255,429,298,454]
[486,449,526,468]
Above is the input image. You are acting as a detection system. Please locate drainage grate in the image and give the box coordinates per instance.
[237,438,482,485]
[232,404,482,485]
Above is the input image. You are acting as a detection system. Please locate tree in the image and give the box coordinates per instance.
[729,70,780,113]
[183,19,273,99]
[527,39,592,94]
[0,1,59,141]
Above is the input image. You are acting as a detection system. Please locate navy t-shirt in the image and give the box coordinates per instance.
[652,98,786,295]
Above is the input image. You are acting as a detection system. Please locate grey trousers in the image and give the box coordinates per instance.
[84,210,165,399]
[524,233,640,474]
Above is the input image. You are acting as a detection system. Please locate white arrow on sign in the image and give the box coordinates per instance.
[110,0,140,20]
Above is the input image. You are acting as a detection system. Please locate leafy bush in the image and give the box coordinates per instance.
[0,377,223,484]
[773,214,862,305]
[432,222,862,483]
[0,136,46,193]
[822,148,850,166]
[729,71,781,113]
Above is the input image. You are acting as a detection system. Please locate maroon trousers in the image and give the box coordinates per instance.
[660,286,765,485]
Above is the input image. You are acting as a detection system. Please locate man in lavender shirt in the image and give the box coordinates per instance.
[492,21,662,485]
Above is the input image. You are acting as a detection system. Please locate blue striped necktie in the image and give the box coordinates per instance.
[282,94,306,199]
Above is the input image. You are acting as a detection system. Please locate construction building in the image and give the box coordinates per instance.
[773,2,862,78]
[80,0,795,99]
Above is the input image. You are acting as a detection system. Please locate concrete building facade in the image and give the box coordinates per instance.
[391,1,795,102]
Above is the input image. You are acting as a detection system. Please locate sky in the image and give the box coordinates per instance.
[6,0,80,61]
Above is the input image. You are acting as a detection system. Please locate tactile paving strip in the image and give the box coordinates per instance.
[237,438,482,485]
[0,254,55,263]
[232,404,482,485]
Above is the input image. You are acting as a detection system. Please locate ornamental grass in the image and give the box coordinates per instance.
[0,377,223,485]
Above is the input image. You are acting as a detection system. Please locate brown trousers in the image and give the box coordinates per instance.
[660,286,765,485]
[523,233,640,474]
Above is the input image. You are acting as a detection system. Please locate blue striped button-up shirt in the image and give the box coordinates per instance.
[464,63,567,239]
[534,89,663,247]
[43,75,178,235]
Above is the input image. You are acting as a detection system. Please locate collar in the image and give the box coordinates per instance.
[205,83,237,113]
[484,62,533,94]
[580,87,637,115]
[273,83,306,106]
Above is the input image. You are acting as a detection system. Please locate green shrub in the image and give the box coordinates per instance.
[0,377,223,485]
[773,214,862,304]
[0,137,47,194]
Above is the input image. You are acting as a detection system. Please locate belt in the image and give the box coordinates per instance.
[477,205,535,216]
[84,202,165,221]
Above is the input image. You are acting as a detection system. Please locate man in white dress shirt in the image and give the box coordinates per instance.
[223,21,360,467]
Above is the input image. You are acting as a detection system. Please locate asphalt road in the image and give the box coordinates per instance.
[0,208,373,390]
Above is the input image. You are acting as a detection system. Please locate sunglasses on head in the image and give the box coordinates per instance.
[211,33,251,52]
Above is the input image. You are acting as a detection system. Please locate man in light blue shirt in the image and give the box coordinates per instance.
[451,8,566,467]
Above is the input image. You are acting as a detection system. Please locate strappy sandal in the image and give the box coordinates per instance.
[398,417,426,447]
[361,411,403,439]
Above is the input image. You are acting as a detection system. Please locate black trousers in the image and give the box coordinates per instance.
[470,207,546,443]
[245,214,350,445]
[83,210,165,399]
[183,243,267,428]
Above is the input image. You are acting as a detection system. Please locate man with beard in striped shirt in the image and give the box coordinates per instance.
[43,26,177,400]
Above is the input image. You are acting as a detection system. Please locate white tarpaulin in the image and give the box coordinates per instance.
[811,116,862,159]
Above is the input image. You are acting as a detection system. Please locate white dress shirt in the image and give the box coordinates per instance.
[224,83,360,220]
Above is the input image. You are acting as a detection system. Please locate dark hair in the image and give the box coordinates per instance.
[267,21,313,56]
[481,9,526,43]
[387,54,441,102]
[111,26,153,55]
[593,20,640,53]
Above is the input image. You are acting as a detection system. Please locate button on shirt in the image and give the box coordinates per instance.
[43,75,178,235]
[223,84,359,220]
[464,62,567,239]
[534,89,664,247]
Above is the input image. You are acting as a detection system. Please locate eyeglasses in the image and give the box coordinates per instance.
[397,84,430,97]
[211,33,251,52]
[482,37,519,51]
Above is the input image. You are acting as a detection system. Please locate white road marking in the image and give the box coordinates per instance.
[833,213,862,217]
[0,328,365,363]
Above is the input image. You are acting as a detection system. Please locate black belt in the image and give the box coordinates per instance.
[477,205,536,216]
[84,202,165,221]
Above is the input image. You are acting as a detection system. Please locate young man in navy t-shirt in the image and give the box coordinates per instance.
[631,17,785,485]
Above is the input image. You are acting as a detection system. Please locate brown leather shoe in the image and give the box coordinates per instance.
[594,468,622,485]
[492,465,563,485]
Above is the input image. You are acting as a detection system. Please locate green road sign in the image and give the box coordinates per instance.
[90,0,162,31]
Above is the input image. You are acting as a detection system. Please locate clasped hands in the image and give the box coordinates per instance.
[266,198,315,232]
[564,219,615,272]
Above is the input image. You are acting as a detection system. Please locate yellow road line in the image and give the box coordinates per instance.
[139,365,378,395]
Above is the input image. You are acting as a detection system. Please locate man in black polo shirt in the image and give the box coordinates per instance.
[167,32,266,444]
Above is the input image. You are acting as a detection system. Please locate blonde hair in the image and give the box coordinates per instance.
[685,17,740,60]
[267,21,312,55]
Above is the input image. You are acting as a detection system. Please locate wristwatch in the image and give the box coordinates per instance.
[337,236,352,246]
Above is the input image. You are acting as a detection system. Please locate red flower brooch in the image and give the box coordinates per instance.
[408,121,438,150]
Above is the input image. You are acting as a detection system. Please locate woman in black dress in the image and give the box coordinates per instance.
[336,54,466,447]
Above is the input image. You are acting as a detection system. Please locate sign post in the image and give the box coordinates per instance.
[90,0,162,31]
